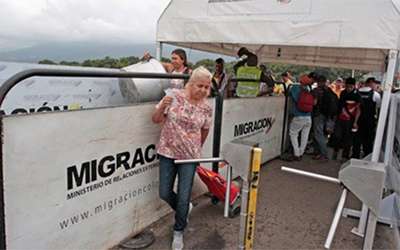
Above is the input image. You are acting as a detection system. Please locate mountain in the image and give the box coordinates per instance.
[0,42,233,64]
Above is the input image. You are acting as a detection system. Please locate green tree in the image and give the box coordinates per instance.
[38,59,57,65]
[193,59,215,72]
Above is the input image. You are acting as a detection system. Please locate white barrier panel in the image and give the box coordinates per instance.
[221,96,285,176]
[1,103,212,249]
[0,96,284,249]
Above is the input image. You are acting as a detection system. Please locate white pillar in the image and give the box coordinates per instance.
[372,50,398,162]
[156,42,163,61]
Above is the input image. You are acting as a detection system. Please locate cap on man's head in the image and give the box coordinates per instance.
[366,77,376,84]
[336,77,343,82]
[237,47,250,57]
[299,75,312,85]
[345,77,356,85]
[308,72,316,79]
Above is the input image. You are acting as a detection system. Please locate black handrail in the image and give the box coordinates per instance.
[0,68,190,107]
[0,68,260,108]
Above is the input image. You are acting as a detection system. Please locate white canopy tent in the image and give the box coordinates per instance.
[157,0,400,72]
[157,1,400,249]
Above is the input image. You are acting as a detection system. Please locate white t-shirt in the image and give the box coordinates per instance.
[170,67,189,89]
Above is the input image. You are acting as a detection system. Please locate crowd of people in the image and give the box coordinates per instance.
[145,47,383,250]
[286,73,381,162]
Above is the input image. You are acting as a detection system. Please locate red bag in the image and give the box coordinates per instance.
[196,166,240,205]
[297,87,314,112]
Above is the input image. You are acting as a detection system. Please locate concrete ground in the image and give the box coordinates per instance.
[136,156,396,249]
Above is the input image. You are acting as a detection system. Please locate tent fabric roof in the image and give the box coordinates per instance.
[157,0,400,71]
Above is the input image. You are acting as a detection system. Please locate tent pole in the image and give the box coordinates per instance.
[156,42,163,61]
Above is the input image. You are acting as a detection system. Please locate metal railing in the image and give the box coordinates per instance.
[0,68,190,107]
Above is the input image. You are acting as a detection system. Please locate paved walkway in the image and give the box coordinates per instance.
[126,156,395,249]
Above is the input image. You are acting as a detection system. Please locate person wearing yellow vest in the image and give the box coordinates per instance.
[236,65,262,97]
[233,47,264,98]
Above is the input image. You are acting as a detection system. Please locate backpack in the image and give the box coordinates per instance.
[320,88,339,117]
[358,89,376,121]
[297,86,314,112]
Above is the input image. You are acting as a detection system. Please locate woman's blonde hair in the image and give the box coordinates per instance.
[186,66,212,88]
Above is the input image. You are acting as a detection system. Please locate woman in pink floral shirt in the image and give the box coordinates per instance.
[152,66,213,250]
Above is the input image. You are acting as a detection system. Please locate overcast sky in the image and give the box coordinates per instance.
[0,0,171,52]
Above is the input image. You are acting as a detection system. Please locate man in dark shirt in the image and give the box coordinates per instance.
[211,58,229,98]
[312,75,338,161]
[352,77,381,158]
[330,77,362,161]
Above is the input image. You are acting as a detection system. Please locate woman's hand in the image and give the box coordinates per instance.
[152,96,173,124]
[160,96,173,110]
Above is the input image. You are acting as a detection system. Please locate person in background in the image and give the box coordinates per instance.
[143,49,192,89]
[375,80,383,96]
[288,75,314,161]
[233,47,275,98]
[329,77,345,97]
[308,72,319,89]
[211,58,229,98]
[152,66,213,250]
[329,77,362,161]
[260,64,275,96]
[356,80,364,90]
[233,47,262,97]
[311,75,338,161]
[282,72,294,86]
[272,71,292,96]
[352,77,381,158]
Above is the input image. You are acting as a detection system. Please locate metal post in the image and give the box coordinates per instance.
[244,148,262,250]
[174,157,224,164]
[281,167,341,184]
[238,179,249,250]
[351,69,355,78]
[384,91,398,166]
[281,83,290,154]
[224,165,232,218]
[361,49,399,250]
[212,93,224,173]
[156,42,163,61]
[351,205,368,237]
[324,189,348,249]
